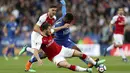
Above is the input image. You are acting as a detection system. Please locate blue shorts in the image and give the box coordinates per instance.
[54,39,76,48]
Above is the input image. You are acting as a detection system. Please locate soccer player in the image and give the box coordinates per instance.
[19,5,57,72]
[19,0,99,72]
[104,8,128,62]
[35,23,105,73]
[3,14,19,60]
[54,0,99,67]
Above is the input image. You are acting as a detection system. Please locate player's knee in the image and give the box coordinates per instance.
[58,61,70,68]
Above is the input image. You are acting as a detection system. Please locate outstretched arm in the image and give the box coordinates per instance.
[60,0,66,16]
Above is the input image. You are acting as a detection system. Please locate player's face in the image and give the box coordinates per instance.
[118,8,124,15]
[9,15,15,21]
[49,8,57,16]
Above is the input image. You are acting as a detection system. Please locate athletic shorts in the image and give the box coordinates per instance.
[52,46,74,66]
[113,34,124,45]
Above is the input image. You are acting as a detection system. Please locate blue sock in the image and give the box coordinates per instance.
[79,57,88,64]
[10,48,15,57]
[5,48,11,56]
[29,52,46,63]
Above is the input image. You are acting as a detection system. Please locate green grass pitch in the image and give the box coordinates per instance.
[0,56,130,73]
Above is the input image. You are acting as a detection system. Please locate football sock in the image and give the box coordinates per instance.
[5,48,12,56]
[26,47,34,53]
[11,48,15,57]
[69,65,87,72]
[81,54,96,65]
[118,47,126,59]
[106,44,114,51]
[79,57,88,64]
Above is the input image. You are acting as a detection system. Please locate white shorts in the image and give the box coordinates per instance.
[52,46,74,66]
[113,34,124,45]
[31,31,42,50]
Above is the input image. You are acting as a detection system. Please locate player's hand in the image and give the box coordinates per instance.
[4,33,7,36]
[63,23,70,28]
[37,59,43,66]
[60,0,66,5]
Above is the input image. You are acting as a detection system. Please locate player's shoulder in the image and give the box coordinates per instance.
[113,15,119,18]
[39,13,48,19]
[53,15,56,20]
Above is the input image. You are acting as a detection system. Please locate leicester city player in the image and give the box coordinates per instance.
[3,14,19,60]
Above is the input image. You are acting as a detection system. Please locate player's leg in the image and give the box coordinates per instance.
[65,40,99,67]
[53,54,92,73]
[19,32,39,55]
[72,49,105,67]
[104,44,114,56]
[116,34,128,62]
[104,34,116,56]
[4,46,11,61]
[58,60,92,72]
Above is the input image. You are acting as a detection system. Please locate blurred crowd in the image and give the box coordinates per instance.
[0,0,130,47]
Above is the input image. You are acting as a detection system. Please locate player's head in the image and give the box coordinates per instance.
[63,13,74,23]
[41,23,51,36]
[48,5,57,17]
[9,14,16,22]
[117,7,124,15]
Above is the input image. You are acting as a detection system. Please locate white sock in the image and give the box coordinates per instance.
[76,66,87,72]
[118,48,126,59]
[86,56,96,65]
[106,44,114,51]
[26,47,34,53]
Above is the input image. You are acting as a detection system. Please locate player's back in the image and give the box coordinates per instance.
[54,16,70,41]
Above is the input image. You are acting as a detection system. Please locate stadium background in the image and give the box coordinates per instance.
[0,0,130,56]
[0,0,130,73]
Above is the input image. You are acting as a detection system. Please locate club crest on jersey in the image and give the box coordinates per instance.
[46,39,54,47]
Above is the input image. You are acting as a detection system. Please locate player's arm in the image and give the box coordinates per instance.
[109,16,117,33]
[15,24,20,35]
[34,15,47,36]
[51,23,70,34]
[60,0,66,16]
[33,48,43,65]
[3,25,7,36]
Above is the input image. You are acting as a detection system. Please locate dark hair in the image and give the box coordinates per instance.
[49,5,57,8]
[64,13,73,23]
[41,23,50,31]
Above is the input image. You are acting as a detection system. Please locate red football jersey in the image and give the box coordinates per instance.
[41,36,62,61]
[110,15,126,34]
[36,13,56,31]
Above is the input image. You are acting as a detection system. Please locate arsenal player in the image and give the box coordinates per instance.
[104,8,128,62]
[35,23,105,72]
[19,5,57,72]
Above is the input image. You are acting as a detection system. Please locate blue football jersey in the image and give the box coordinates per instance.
[6,21,18,38]
[54,16,70,41]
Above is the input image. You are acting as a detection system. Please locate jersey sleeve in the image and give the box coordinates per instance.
[60,0,66,16]
[124,16,127,24]
[36,14,47,26]
[110,16,118,24]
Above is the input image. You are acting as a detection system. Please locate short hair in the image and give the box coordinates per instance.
[49,5,57,8]
[64,13,73,21]
[41,23,50,31]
